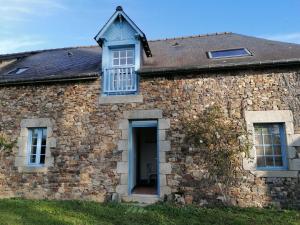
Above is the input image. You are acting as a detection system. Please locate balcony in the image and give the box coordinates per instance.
[103,67,137,95]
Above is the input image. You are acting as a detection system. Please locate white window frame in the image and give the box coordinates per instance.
[207,48,251,59]
[27,128,47,167]
[111,48,135,67]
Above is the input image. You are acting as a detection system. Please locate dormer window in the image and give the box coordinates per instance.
[94,6,151,97]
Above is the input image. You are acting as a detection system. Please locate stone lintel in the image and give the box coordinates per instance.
[99,95,143,104]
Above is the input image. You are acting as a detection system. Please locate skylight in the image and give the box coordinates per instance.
[208,48,251,59]
[7,67,29,75]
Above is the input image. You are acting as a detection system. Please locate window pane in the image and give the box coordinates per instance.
[120,50,126,58]
[261,127,269,135]
[263,135,272,145]
[266,156,274,166]
[113,51,119,58]
[209,48,250,59]
[127,58,134,65]
[41,146,46,155]
[264,146,273,155]
[274,146,282,155]
[274,157,283,166]
[272,125,280,134]
[113,59,119,66]
[127,50,134,57]
[120,58,126,65]
[40,155,45,164]
[31,146,37,155]
[32,138,38,146]
[30,155,36,163]
[255,135,263,145]
[257,156,265,167]
[256,146,264,155]
[42,129,47,146]
[273,135,281,145]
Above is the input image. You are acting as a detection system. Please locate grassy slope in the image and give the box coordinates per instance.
[0,199,299,225]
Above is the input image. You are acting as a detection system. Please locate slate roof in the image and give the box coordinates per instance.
[1,32,300,85]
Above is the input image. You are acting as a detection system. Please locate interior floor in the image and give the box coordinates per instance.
[132,185,157,195]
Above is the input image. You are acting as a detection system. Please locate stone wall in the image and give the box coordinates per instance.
[0,67,300,207]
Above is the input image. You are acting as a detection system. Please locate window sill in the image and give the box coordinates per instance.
[99,95,143,104]
[251,170,299,178]
[17,166,48,173]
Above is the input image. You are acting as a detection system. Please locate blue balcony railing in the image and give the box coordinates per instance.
[103,67,137,95]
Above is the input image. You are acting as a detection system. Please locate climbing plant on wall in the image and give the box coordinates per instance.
[184,105,251,184]
[0,132,15,151]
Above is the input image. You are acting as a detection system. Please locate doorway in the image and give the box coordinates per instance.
[129,120,158,195]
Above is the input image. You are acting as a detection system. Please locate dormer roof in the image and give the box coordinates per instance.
[94,6,152,57]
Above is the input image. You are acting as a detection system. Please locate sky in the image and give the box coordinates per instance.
[0,0,300,54]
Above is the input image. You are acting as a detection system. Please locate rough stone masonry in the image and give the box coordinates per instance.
[0,67,300,208]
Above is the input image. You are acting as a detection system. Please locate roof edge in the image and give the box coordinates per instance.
[0,72,99,86]
[139,59,300,76]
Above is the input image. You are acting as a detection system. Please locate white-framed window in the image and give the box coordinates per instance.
[103,48,137,95]
[27,128,47,166]
[254,123,287,170]
[112,49,134,67]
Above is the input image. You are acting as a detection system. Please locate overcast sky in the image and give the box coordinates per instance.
[0,0,300,54]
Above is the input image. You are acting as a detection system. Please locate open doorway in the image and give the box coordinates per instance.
[129,121,158,195]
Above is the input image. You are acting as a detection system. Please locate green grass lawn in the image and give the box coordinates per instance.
[0,199,299,225]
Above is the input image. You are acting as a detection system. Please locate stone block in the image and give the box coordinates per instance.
[123,109,162,119]
[116,185,128,195]
[121,151,128,162]
[117,162,128,173]
[117,140,128,151]
[158,130,166,140]
[160,163,172,174]
[99,95,143,104]
[159,140,171,152]
[289,159,300,170]
[120,173,128,185]
[118,120,128,130]
[159,152,166,162]
[158,119,170,129]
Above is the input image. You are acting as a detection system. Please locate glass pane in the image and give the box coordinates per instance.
[32,138,38,146]
[113,51,119,58]
[257,156,265,167]
[210,48,250,58]
[272,125,280,134]
[30,154,36,163]
[41,146,46,155]
[256,146,264,155]
[127,58,134,65]
[127,50,134,57]
[40,155,45,164]
[266,156,274,166]
[113,59,119,66]
[120,58,126,65]
[31,146,37,155]
[255,135,263,145]
[274,146,282,155]
[42,129,47,146]
[263,135,272,145]
[274,157,283,166]
[273,135,281,145]
[264,146,273,155]
[120,50,126,57]
[32,129,39,138]
[261,127,269,135]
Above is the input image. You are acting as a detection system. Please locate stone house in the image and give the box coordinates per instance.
[1,6,300,207]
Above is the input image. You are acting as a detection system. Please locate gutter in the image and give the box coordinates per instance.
[0,73,99,86]
[139,59,300,76]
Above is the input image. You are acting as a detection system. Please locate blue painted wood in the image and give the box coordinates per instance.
[131,120,157,128]
[128,120,160,196]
